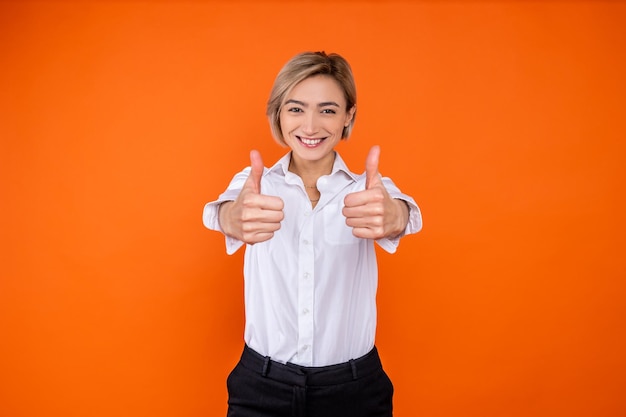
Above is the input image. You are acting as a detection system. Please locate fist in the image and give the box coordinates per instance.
[219,150,284,244]
[342,146,408,240]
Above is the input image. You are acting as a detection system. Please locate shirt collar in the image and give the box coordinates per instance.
[267,151,358,182]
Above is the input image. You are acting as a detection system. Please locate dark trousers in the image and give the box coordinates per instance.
[226,345,394,417]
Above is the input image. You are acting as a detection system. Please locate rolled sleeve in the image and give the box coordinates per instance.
[202,199,246,255]
[202,169,250,255]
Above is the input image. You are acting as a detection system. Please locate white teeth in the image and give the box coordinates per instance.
[301,137,322,145]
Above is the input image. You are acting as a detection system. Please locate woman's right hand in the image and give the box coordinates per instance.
[218,150,284,244]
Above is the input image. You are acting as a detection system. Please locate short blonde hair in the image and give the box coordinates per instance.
[266,51,357,146]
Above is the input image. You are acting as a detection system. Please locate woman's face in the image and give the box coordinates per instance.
[280,75,355,166]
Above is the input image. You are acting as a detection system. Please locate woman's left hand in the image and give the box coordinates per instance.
[342,146,409,240]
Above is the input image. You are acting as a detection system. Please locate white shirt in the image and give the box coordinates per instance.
[203,152,422,366]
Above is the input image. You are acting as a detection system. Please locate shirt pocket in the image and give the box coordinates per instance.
[322,203,358,245]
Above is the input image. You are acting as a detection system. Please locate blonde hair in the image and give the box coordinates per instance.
[266,51,357,146]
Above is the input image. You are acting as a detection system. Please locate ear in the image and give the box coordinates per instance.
[345,104,357,127]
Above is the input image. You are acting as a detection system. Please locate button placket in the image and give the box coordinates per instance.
[297,214,315,365]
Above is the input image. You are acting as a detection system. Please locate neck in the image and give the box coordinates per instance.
[288,151,335,182]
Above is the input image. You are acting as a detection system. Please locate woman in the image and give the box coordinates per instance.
[203,51,422,417]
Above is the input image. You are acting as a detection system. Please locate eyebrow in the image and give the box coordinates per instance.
[284,99,341,108]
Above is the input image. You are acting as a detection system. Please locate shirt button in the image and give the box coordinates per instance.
[303,272,310,279]
[303,239,309,245]
[302,308,309,315]
[302,345,309,351]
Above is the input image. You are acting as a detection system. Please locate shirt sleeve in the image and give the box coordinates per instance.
[375,176,423,254]
[202,168,251,255]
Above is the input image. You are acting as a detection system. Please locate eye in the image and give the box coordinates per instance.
[321,108,336,114]
[287,107,303,113]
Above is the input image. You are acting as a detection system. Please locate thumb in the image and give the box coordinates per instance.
[245,150,264,194]
[365,145,381,189]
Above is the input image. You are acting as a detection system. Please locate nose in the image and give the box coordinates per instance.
[301,112,319,135]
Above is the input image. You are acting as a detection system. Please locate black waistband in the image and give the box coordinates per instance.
[238,345,383,387]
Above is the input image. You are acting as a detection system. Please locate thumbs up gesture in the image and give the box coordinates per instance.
[219,150,285,244]
[343,146,409,240]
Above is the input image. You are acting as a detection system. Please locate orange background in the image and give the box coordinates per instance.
[1,1,625,416]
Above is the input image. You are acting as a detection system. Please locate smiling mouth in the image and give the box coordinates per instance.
[297,136,325,147]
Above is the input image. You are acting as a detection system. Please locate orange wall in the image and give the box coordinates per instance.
[1,1,625,416]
